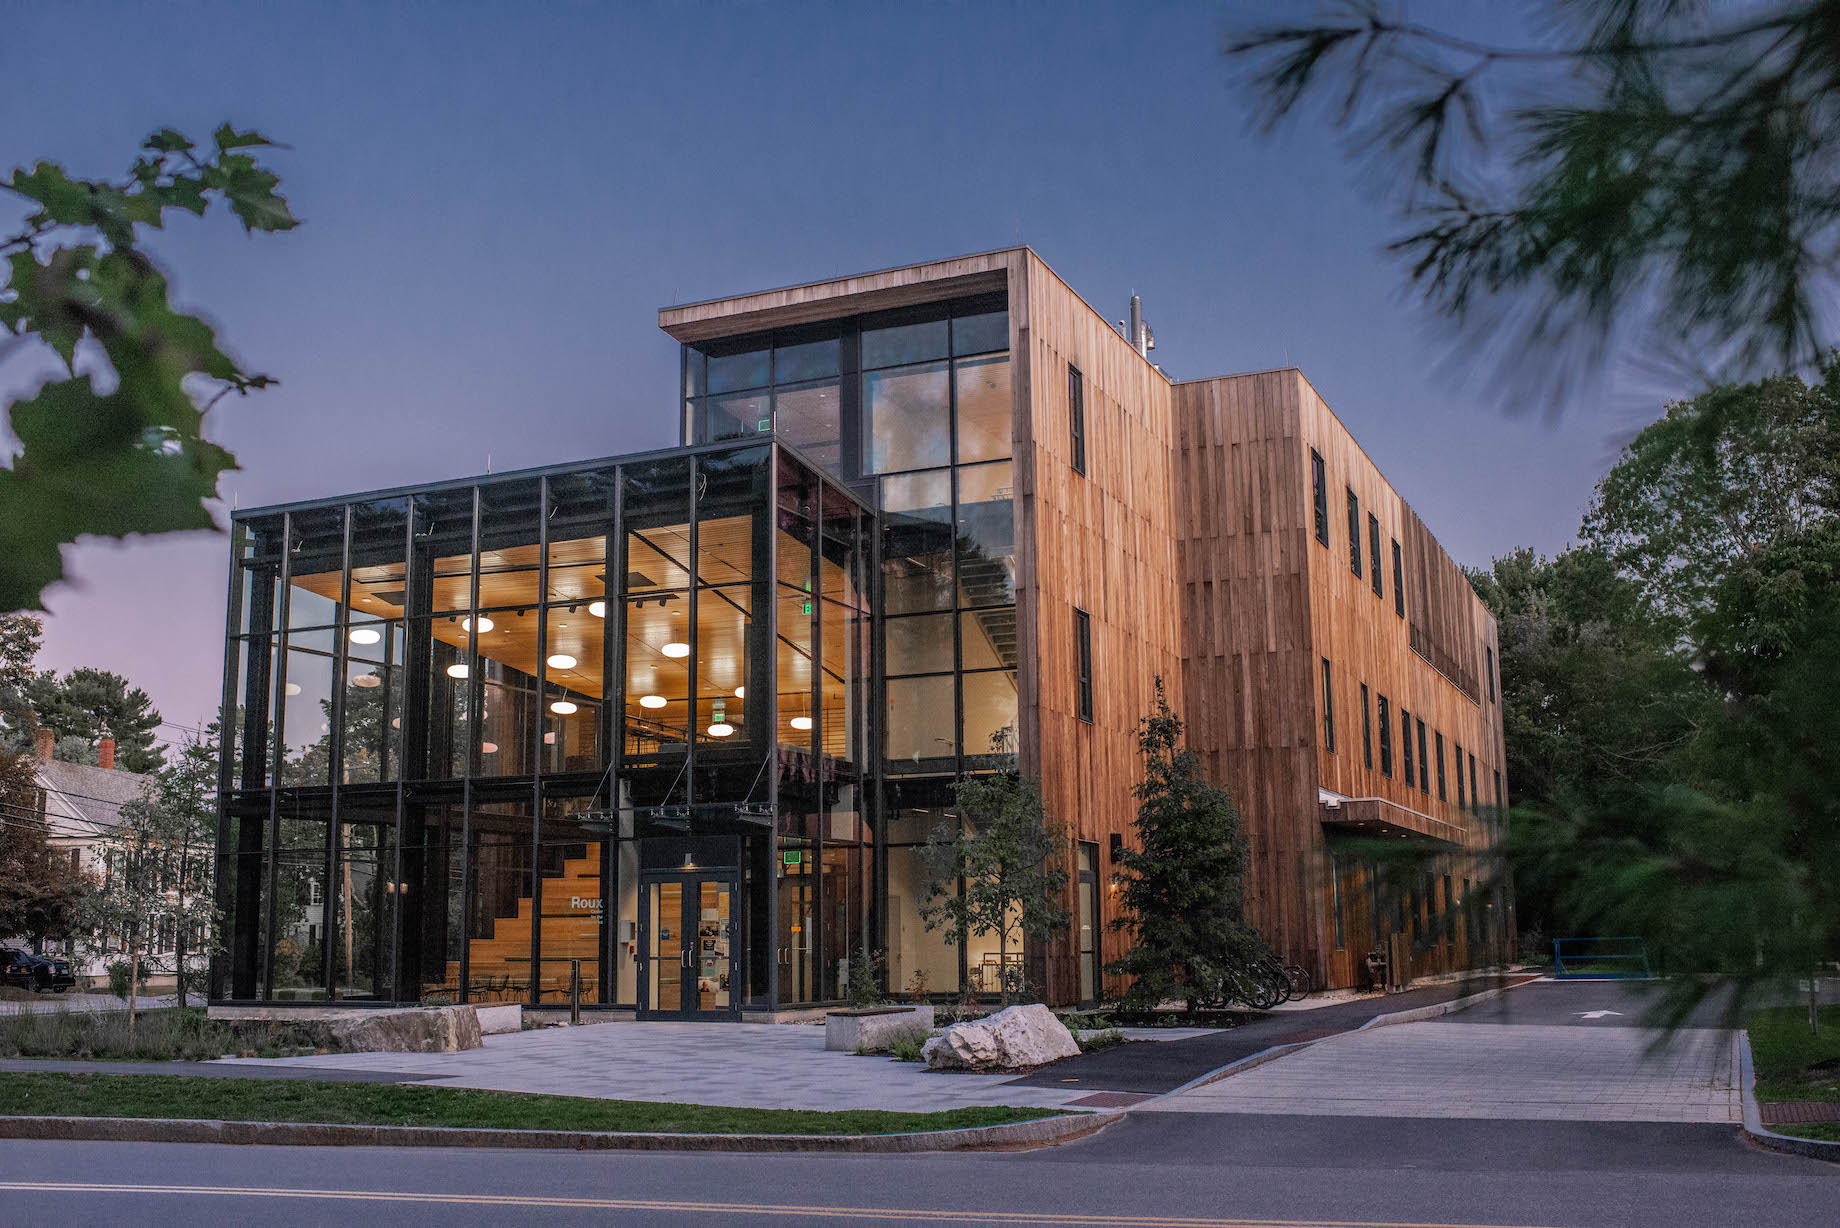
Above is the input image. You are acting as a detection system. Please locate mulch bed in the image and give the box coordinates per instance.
[1759,1102,1840,1124]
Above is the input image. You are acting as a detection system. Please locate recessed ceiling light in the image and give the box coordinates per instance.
[662,642,689,658]
[446,663,469,679]
[543,731,556,744]
[348,627,382,645]
[790,716,813,731]
[480,742,498,754]
[351,673,381,689]
[734,686,745,698]
[547,654,577,670]
[707,722,734,737]
[589,601,606,618]
[639,694,667,708]
[550,700,578,715]
[463,616,494,633]
[284,682,302,696]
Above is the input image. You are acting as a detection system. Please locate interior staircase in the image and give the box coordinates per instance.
[441,842,603,1003]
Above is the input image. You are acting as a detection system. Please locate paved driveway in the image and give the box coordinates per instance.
[1144,979,1741,1123]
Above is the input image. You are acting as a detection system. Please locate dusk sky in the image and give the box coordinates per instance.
[6,2,1657,741]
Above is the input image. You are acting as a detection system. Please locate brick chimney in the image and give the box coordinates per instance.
[33,726,54,761]
[98,736,115,772]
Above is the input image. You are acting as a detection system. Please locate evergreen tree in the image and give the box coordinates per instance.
[919,750,1070,1007]
[1108,679,1265,1011]
[25,667,164,772]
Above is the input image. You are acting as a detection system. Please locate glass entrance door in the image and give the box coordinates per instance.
[637,874,738,1019]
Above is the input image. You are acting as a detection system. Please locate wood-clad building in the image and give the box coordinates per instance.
[216,246,1506,1015]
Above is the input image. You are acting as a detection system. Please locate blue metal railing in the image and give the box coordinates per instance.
[1552,937,1653,980]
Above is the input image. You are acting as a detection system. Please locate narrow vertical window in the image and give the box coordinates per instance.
[1346,488,1361,576]
[1311,450,1328,546]
[1068,364,1086,477]
[1074,607,1093,723]
[1486,645,1496,702]
[1377,695,1393,776]
[1455,742,1466,808]
[1401,707,1415,786]
[1330,856,1345,951]
[1392,540,1405,618]
[1494,769,1503,812]
[1320,657,1335,753]
[1435,732,1447,801]
[1470,753,1479,814]
[1360,683,1373,769]
[1417,719,1430,795]
[1368,513,1383,597]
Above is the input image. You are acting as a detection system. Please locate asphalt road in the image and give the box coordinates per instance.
[1,1112,1832,1227]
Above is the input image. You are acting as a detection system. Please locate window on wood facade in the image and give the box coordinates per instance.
[1377,694,1393,776]
[1311,450,1328,546]
[1360,683,1373,769]
[1470,753,1480,814]
[1392,539,1405,618]
[1074,607,1093,723]
[1494,769,1503,812]
[1346,488,1362,576]
[1401,707,1415,786]
[1068,364,1086,477]
[1321,657,1335,753]
[1368,513,1383,597]
[1417,719,1430,795]
[1435,732,1447,801]
[1486,645,1496,702]
[1455,742,1466,808]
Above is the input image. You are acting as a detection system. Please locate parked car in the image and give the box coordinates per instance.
[0,947,75,993]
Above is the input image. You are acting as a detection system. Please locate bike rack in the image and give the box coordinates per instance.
[1552,937,1653,980]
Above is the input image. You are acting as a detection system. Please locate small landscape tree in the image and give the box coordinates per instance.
[919,746,1070,1008]
[1108,679,1266,1010]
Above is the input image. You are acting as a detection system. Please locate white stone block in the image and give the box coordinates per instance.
[922,1003,1081,1071]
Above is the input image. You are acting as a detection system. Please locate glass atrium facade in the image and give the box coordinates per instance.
[215,292,1026,1011]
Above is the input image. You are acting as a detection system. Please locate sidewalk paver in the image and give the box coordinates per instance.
[1141,1020,1740,1123]
[213,1021,1091,1113]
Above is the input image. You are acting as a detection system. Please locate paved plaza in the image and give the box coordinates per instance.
[215,1019,1101,1113]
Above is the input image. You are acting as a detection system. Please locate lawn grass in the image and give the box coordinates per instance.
[1776,1121,1840,1143]
[1747,1003,1840,1104]
[0,1072,1061,1136]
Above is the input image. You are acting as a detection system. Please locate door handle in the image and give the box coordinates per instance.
[682,949,694,969]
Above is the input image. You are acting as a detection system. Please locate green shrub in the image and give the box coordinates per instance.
[1076,1028,1129,1054]
[886,1026,933,1062]
[0,1007,325,1062]
[845,950,887,1009]
[105,960,151,1000]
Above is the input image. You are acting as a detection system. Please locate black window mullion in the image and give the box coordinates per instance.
[529,477,551,1007]
[324,504,352,1000]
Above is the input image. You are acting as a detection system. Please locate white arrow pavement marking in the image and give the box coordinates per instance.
[1577,1010,1623,1019]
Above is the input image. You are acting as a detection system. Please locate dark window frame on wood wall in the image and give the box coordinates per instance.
[1401,706,1415,786]
[1311,450,1328,546]
[1469,753,1479,815]
[1435,731,1447,801]
[1360,683,1373,770]
[1377,694,1393,776]
[1321,657,1335,753]
[1073,607,1093,724]
[1391,540,1405,618]
[1346,488,1361,577]
[1417,719,1430,796]
[1485,645,1496,703]
[1368,513,1383,597]
[1068,364,1086,478]
[1455,742,1466,808]
[1494,769,1502,812]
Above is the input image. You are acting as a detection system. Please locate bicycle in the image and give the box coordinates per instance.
[1264,954,1310,1001]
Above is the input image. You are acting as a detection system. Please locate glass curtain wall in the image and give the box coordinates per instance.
[218,440,871,1009]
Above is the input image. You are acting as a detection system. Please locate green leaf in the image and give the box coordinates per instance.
[213,124,273,153]
[4,246,101,370]
[143,129,195,155]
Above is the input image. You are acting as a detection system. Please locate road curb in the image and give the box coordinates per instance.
[1352,976,1537,1032]
[1736,1031,1840,1164]
[0,1107,1117,1154]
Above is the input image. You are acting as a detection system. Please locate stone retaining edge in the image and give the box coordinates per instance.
[1737,1031,1840,1163]
[0,1108,1120,1155]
